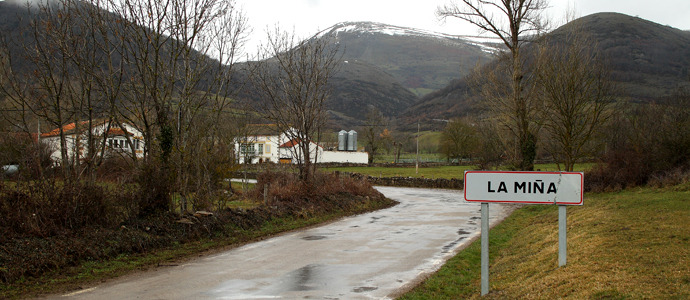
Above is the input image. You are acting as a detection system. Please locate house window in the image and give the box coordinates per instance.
[257,144,263,155]
[265,144,270,153]
[240,143,255,155]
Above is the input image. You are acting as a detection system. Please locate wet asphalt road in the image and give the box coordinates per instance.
[52,187,512,300]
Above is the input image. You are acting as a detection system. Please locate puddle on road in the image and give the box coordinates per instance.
[369,216,386,224]
[289,264,321,291]
[352,286,378,293]
[302,235,327,241]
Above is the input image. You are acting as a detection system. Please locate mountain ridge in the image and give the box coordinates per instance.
[398,12,690,129]
[3,4,687,132]
[315,21,496,98]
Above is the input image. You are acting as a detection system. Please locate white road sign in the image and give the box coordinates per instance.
[464,171,584,205]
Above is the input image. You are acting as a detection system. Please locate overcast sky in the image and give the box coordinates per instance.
[236,0,690,55]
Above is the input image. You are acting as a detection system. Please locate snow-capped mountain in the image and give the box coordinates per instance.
[319,21,458,39]
[318,21,502,54]
[315,21,497,98]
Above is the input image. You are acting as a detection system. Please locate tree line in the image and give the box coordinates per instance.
[436,0,690,188]
[0,0,341,214]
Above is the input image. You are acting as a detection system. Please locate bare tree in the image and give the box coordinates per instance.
[0,0,84,178]
[166,0,247,212]
[535,31,614,171]
[474,117,506,170]
[391,131,410,164]
[0,0,141,181]
[0,0,247,215]
[360,107,386,164]
[440,118,479,163]
[438,0,548,170]
[249,28,340,182]
[107,0,247,212]
[60,0,130,180]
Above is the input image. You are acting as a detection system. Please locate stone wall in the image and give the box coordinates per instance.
[345,172,464,190]
[231,170,465,190]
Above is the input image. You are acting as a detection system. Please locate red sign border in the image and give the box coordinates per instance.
[463,171,584,205]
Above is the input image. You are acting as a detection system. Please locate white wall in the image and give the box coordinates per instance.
[317,151,368,164]
[234,129,369,165]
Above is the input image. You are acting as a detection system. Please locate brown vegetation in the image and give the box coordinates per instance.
[586,87,690,191]
[0,169,393,288]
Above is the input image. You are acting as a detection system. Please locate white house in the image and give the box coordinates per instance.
[41,120,144,163]
[235,124,368,164]
[234,124,283,164]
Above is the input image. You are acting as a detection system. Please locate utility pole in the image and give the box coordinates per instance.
[416,122,419,174]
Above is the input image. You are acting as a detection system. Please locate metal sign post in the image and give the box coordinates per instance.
[481,202,489,296]
[559,205,567,267]
[464,171,583,296]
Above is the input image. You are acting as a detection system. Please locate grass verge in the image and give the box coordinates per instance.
[399,183,690,299]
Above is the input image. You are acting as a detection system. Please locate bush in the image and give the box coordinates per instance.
[0,133,52,180]
[585,149,652,192]
[0,181,126,238]
[135,161,172,216]
[253,170,381,203]
[0,168,393,285]
[96,155,137,183]
[586,89,690,191]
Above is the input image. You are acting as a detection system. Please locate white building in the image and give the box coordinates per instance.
[235,124,283,164]
[235,125,368,164]
[40,120,144,163]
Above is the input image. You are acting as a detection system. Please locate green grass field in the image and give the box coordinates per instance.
[324,163,595,180]
[399,183,690,299]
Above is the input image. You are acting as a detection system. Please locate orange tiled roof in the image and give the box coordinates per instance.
[41,121,92,137]
[279,138,323,149]
[107,128,133,136]
[40,120,129,137]
[279,138,301,148]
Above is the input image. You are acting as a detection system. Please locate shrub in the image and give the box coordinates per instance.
[96,155,137,183]
[587,89,690,191]
[585,148,652,192]
[135,161,172,216]
[253,170,381,204]
[0,133,52,180]
[0,181,125,238]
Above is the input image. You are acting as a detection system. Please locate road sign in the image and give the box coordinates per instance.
[465,171,584,296]
[464,171,583,205]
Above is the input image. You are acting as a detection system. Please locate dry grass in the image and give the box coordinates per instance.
[401,184,690,299]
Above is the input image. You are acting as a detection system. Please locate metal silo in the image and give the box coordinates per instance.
[338,130,348,151]
[347,130,357,151]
